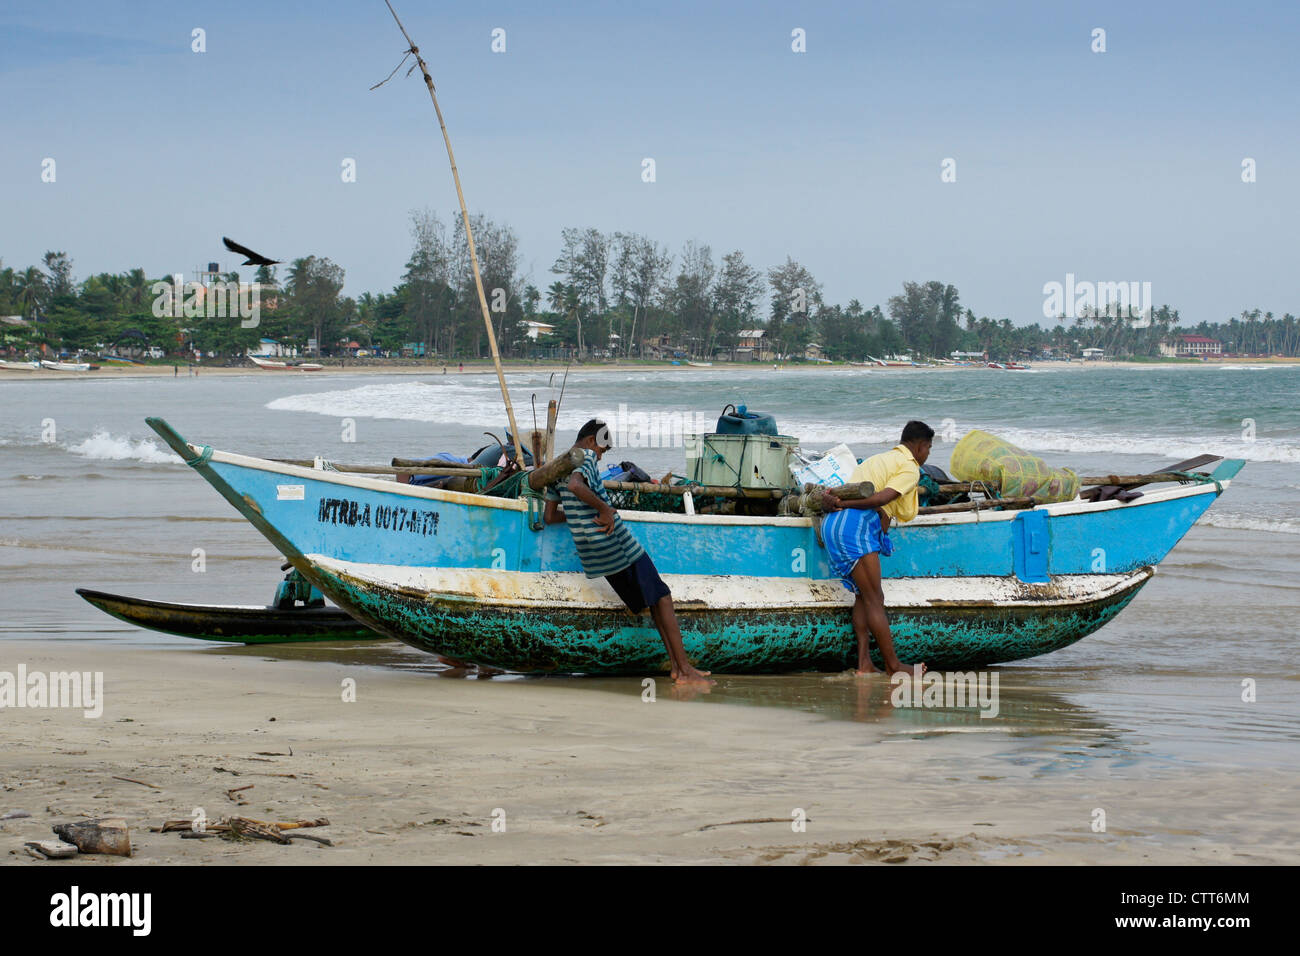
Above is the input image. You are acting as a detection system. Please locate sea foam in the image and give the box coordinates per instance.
[66,430,178,464]
[1199,513,1300,535]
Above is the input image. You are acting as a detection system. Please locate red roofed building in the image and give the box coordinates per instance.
[1160,334,1222,358]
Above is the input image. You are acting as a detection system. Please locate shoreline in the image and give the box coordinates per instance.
[4,356,1298,383]
[1,639,1291,865]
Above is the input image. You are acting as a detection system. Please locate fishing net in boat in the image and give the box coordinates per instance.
[605,478,733,515]
[949,429,1079,502]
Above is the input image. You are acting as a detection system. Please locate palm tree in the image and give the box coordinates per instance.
[16,267,48,322]
[547,281,581,356]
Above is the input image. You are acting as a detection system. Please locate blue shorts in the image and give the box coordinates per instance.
[822,509,889,594]
[605,553,671,613]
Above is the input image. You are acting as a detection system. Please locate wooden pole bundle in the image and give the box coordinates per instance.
[381,0,522,464]
[602,480,786,500]
[274,458,482,477]
[919,496,1036,515]
[929,471,1211,494]
[528,447,586,491]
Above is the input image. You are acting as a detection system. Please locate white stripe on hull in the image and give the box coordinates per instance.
[307,555,1154,612]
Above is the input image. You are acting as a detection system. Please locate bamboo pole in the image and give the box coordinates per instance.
[602,480,785,500]
[929,472,1210,494]
[811,471,1212,500]
[919,496,1035,515]
[381,0,522,464]
[275,459,481,477]
[544,399,558,462]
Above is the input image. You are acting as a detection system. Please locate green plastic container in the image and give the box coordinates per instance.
[685,433,798,489]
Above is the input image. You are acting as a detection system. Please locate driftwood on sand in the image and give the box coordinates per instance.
[24,840,79,859]
[153,816,332,847]
[51,817,132,856]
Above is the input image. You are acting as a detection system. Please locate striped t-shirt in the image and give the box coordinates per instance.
[546,449,645,577]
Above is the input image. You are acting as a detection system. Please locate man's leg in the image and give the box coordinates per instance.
[648,596,713,685]
[850,592,882,673]
[848,553,924,677]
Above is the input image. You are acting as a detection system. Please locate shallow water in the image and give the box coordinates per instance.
[1,365,1297,777]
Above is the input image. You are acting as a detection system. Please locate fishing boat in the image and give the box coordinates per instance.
[865,355,913,368]
[145,416,1244,674]
[0,359,40,371]
[76,588,379,644]
[249,355,324,372]
[685,361,713,368]
[41,359,95,371]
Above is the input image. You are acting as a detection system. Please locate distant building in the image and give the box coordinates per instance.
[1160,334,1222,358]
[524,321,556,341]
[1081,347,1105,360]
[736,329,772,361]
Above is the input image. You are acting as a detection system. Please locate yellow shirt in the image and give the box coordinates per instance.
[849,445,921,523]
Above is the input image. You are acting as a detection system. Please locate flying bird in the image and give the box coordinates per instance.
[222,236,281,266]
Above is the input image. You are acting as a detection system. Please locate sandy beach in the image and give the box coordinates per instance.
[2,639,1294,866]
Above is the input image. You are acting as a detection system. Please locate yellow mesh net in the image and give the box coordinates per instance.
[950,429,1079,502]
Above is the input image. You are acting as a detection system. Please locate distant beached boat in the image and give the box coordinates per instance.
[686,360,713,367]
[0,359,40,371]
[147,416,1245,674]
[40,360,94,371]
[250,355,324,372]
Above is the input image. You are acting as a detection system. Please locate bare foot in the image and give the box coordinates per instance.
[888,661,926,679]
[671,664,715,686]
[854,665,885,677]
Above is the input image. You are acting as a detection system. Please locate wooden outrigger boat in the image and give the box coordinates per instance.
[135,7,1244,676]
[76,587,379,644]
[144,416,1244,674]
[249,355,324,371]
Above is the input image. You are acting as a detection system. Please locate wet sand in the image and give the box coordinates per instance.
[2,639,1293,865]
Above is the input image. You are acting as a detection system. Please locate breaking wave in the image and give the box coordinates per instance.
[784,419,1300,464]
[1198,514,1300,535]
[65,430,178,464]
[266,381,1300,465]
[267,382,505,424]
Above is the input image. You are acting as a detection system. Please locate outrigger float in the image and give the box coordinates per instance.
[144,417,1242,674]
[76,588,378,644]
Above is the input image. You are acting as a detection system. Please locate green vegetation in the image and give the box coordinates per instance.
[2,220,1297,362]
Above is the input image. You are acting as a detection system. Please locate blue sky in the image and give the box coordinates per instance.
[2,0,1297,326]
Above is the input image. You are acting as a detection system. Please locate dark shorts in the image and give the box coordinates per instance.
[605,553,671,613]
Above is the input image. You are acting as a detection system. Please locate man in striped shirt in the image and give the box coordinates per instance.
[544,419,713,686]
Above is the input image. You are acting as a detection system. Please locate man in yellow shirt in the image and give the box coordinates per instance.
[821,421,933,677]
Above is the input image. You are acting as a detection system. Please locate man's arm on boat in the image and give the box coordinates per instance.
[543,498,566,524]
[567,472,616,533]
[823,488,900,512]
